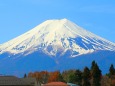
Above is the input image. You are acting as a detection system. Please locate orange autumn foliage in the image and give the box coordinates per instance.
[28,71,48,81]
[28,71,62,83]
[48,71,60,82]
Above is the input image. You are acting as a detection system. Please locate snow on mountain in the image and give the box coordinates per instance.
[0,19,115,57]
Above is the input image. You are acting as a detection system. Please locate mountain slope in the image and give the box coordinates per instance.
[0,19,115,76]
[0,19,115,57]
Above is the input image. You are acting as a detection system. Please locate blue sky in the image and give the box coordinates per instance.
[0,0,115,43]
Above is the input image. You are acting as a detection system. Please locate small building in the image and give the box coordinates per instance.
[0,76,39,86]
[42,82,69,86]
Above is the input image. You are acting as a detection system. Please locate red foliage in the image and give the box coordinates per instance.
[48,71,60,82]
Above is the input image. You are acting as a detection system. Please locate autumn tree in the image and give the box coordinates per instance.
[28,71,48,84]
[28,72,34,77]
[48,71,63,82]
[40,71,49,84]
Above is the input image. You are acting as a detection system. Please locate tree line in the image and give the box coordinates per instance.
[26,61,115,86]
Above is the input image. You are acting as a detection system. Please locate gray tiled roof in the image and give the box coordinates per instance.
[22,77,36,85]
[0,76,36,85]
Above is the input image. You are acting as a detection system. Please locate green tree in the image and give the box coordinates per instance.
[109,64,115,77]
[62,70,82,85]
[24,73,27,78]
[91,60,96,71]
[68,72,76,83]
[75,70,82,86]
[62,70,76,83]
[83,67,91,86]
[92,63,101,86]
[58,72,64,82]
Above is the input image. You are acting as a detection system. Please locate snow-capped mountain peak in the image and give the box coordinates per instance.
[0,19,115,57]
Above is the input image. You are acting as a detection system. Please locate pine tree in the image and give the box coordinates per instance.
[75,70,82,86]
[109,64,115,77]
[58,72,64,82]
[91,60,96,71]
[83,67,91,86]
[24,73,27,78]
[92,63,101,86]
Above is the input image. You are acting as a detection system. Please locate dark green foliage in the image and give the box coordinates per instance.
[62,70,76,83]
[92,63,102,86]
[58,72,65,82]
[24,73,27,78]
[62,69,82,85]
[75,70,82,86]
[109,64,115,77]
[91,60,96,72]
[68,72,76,83]
[83,67,91,86]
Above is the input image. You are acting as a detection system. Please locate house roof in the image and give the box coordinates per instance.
[0,76,36,85]
[43,82,68,86]
[0,76,24,85]
[22,77,36,84]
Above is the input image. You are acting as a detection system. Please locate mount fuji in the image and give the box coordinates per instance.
[0,19,115,76]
